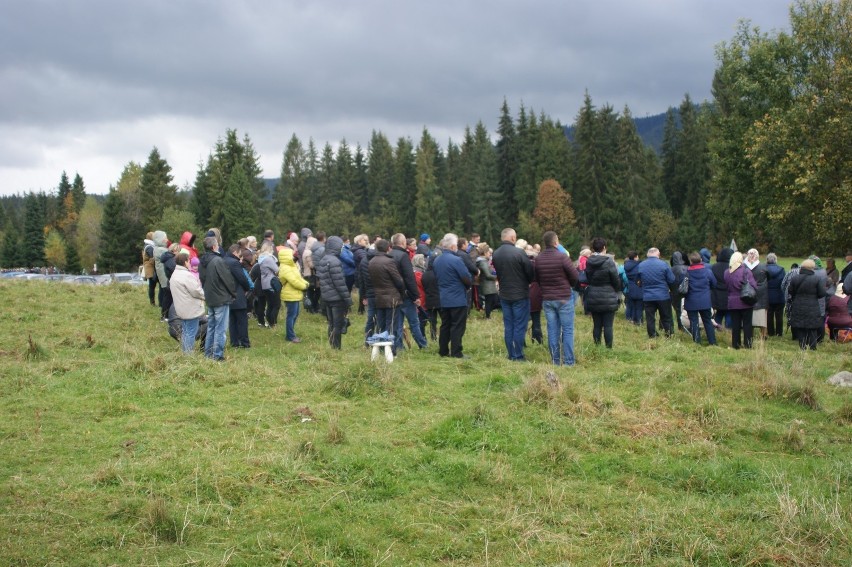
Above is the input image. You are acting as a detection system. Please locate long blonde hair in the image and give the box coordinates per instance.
[729,251,744,273]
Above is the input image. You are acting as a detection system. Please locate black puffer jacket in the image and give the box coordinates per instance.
[750,261,769,310]
[422,263,440,310]
[357,248,376,300]
[224,253,252,310]
[788,268,828,329]
[711,248,733,311]
[317,236,351,305]
[583,254,621,313]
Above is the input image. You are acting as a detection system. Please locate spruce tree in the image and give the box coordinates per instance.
[274,134,310,230]
[1,231,21,268]
[496,98,518,226]
[353,144,369,219]
[55,171,72,226]
[64,238,82,274]
[366,131,395,219]
[190,157,213,228]
[393,137,417,234]
[71,173,86,214]
[98,188,137,272]
[22,192,47,267]
[414,129,447,237]
[222,161,259,245]
[139,147,177,228]
[468,122,502,243]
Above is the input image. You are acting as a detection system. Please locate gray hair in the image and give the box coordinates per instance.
[766,252,778,264]
[203,236,219,252]
[441,233,458,249]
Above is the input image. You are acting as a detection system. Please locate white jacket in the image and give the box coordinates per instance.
[170,265,206,319]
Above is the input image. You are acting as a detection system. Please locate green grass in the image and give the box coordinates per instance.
[1,281,850,566]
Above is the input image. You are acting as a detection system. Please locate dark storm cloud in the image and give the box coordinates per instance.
[0,0,791,194]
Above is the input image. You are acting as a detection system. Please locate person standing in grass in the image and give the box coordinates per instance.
[583,237,622,349]
[432,233,473,358]
[476,244,499,320]
[711,247,734,329]
[199,237,237,361]
[683,251,718,346]
[766,253,786,337]
[788,258,829,350]
[369,239,405,344]
[534,231,580,365]
[724,251,758,349]
[316,236,352,350]
[277,247,309,343]
[623,251,644,326]
[390,233,429,351]
[637,247,675,338]
[745,248,769,341]
[492,227,535,361]
[224,244,252,349]
[169,253,206,354]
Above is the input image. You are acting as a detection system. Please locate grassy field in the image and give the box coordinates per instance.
[0,281,850,566]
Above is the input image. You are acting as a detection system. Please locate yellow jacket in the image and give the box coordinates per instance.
[278,248,309,302]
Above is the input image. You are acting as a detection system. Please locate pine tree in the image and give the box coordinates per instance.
[139,147,178,228]
[414,129,447,237]
[190,157,213,228]
[1,231,21,268]
[496,98,519,226]
[22,192,47,267]
[352,144,369,219]
[71,173,86,214]
[366,131,395,219]
[332,139,355,205]
[64,237,81,274]
[55,171,72,226]
[274,134,310,230]
[393,137,417,235]
[467,122,502,243]
[98,188,137,272]
[221,161,259,245]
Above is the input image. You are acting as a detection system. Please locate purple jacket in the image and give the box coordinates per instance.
[724,265,758,310]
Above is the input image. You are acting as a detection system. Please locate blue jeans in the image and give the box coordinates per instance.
[395,298,428,350]
[284,301,301,341]
[181,317,199,354]
[501,297,530,360]
[204,304,229,360]
[543,299,575,365]
[376,306,398,336]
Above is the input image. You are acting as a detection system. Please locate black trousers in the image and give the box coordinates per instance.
[439,306,468,357]
[792,327,819,350]
[592,310,615,348]
[255,291,267,324]
[767,303,784,336]
[148,277,158,305]
[644,299,673,338]
[229,308,249,347]
[265,289,281,326]
[530,311,543,344]
[325,301,349,349]
[729,308,754,349]
[483,294,500,318]
[159,287,173,319]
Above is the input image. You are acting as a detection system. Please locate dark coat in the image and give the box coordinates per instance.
[422,264,440,310]
[624,258,643,300]
[584,254,621,313]
[317,236,351,305]
[476,256,498,296]
[788,268,828,329]
[390,246,420,302]
[199,252,237,308]
[357,248,376,300]
[766,263,786,305]
[369,253,404,309]
[492,241,534,301]
[224,253,252,310]
[683,264,717,311]
[351,243,367,272]
[456,249,479,278]
[637,256,675,301]
[711,248,733,311]
[749,262,769,310]
[534,247,579,300]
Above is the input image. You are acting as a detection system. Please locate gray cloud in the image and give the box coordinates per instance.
[0,0,791,195]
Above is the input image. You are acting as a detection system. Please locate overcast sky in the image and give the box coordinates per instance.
[0,0,792,197]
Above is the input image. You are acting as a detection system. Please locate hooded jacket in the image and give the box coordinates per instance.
[224,253,252,310]
[152,231,170,288]
[788,268,829,329]
[624,258,643,300]
[711,248,733,311]
[317,236,351,305]
[671,252,688,290]
[258,251,280,291]
[583,254,622,312]
[179,231,199,260]
[170,265,206,320]
[278,248,309,302]
[699,248,712,267]
[766,263,786,305]
[199,250,237,308]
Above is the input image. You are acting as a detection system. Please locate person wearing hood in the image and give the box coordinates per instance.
[199,236,237,361]
[766,253,786,337]
[278,247,309,343]
[225,244,252,349]
[788,258,829,350]
[711,248,733,329]
[623,251,643,325]
[152,231,172,321]
[745,248,769,340]
[316,236,352,349]
[142,232,157,306]
[670,251,688,332]
[179,231,199,261]
[357,246,378,339]
[724,251,759,349]
[699,248,712,268]
[583,237,622,349]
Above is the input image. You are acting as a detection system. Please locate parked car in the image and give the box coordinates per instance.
[111,272,134,283]
[71,276,98,285]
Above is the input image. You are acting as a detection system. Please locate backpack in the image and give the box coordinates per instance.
[677,276,689,295]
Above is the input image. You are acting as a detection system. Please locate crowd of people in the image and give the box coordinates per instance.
[141,226,852,363]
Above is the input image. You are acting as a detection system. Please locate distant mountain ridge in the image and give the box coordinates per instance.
[564,109,672,154]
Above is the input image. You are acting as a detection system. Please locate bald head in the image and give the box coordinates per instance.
[501,228,517,243]
[647,247,660,258]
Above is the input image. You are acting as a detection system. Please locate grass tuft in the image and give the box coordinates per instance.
[326,414,346,444]
[142,497,179,543]
[25,334,46,360]
[762,378,820,410]
[835,402,852,424]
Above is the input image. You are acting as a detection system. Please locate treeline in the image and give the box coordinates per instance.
[2,0,848,272]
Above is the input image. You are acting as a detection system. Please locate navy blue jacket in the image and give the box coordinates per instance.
[637,257,675,301]
[432,248,472,308]
[766,263,786,305]
[683,264,717,311]
[624,258,643,300]
[224,253,252,310]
